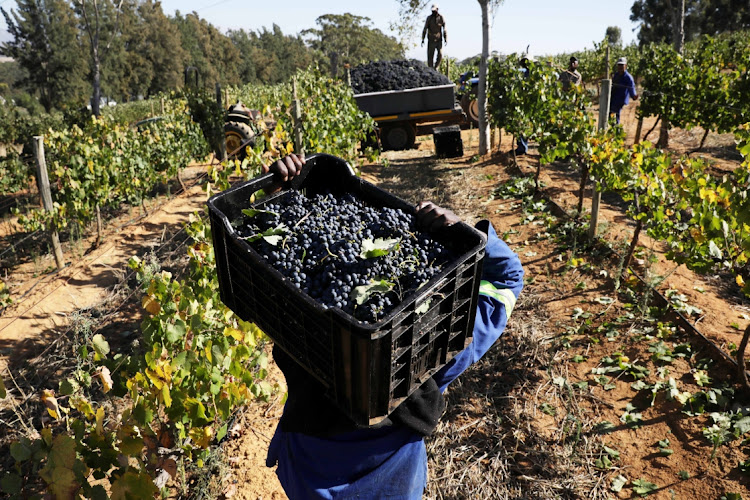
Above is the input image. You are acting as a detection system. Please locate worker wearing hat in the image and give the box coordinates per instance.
[610,56,638,124]
[558,56,582,91]
[422,4,447,68]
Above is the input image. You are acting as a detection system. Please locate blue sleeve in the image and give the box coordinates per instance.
[432,220,524,393]
[627,73,637,99]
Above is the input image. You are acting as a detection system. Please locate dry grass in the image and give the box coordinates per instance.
[424,288,611,500]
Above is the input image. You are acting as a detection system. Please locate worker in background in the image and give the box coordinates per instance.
[559,56,582,91]
[610,57,638,124]
[422,4,447,69]
[264,154,524,499]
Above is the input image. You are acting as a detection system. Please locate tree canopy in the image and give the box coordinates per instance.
[606,26,622,46]
[630,0,750,46]
[1,0,88,111]
[303,13,404,77]
[228,24,313,85]
[1,5,408,114]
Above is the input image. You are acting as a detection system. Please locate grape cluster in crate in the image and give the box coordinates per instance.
[237,190,454,322]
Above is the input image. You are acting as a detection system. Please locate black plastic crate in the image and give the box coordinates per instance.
[207,153,486,426]
[433,125,463,158]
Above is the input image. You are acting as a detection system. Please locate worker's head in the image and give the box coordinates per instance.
[569,56,578,70]
[616,57,627,74]
[431,4,439,13]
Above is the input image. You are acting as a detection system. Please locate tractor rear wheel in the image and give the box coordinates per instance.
[461,93,479,125]
[225,121,255,160]
[380,123,416,151]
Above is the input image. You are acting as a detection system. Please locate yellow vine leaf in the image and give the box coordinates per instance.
[189,426,213,449]
[142,295,161,315]
[71,396,94,420]
[145,369,164,390]
[162,385,172,408]
[95,407,105,436]
[41,389,60,420]
[738,275,746,287]
[224,327,243,341]
[96,366,113,394]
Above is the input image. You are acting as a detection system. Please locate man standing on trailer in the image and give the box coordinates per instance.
[422,4,447,69]
[609,57,638,125]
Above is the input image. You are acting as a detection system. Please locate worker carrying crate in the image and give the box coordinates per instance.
[208,154,525,499]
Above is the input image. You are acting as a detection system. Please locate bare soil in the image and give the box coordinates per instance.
[1,102,749,499]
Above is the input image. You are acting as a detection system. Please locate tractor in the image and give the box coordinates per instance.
[457,71,479,126]
[224,101,265,160]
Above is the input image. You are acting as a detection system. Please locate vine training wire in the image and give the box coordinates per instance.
[0,164,211,323]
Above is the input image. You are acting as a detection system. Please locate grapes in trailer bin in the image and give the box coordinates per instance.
[236,190,454,323]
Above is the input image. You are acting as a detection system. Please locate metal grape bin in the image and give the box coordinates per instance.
[208,153,487,426]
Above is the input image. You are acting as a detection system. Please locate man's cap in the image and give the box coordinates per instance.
[431,4,439,11]
[570,56,578,63]
[616,57,627,65]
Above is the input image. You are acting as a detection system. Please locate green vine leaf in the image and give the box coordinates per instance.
[244,224,288,246]
[0,473,22,495]
[91,334,110,360]
[242,208,278,218]
[352,279,395,306]
[110,471,158,500]
[632,478,659,496]
[360,238,400,259]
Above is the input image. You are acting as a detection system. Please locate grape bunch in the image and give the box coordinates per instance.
[237,190,454,323]
[350,59,452,95]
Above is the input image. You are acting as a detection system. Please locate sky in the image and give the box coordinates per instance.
[0,0,641,61]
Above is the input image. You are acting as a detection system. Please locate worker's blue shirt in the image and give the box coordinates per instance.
[610,70,637,110]
[266,221,524,499]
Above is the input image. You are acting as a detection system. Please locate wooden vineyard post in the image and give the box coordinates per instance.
[292,79,305,157]
[150,101,154,117]
[160,97,165,115]
[588,79,611,241]
[216,83,227,161]
[33,136,65,270]
[605,45,610,80]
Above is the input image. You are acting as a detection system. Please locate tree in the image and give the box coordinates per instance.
[73,0,126,116]
[228,25,313,85]
[1,0,88,112]
[605,26,622,46]
[118,0,185,99]
[697,0,750,35]
[629,0,749,46]
[476,0,502,155]
[171,11,241,88]
[302,13,403,78]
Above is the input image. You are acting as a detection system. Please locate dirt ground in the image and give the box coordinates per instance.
[1,101,749,499]
[0,166,209,374]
